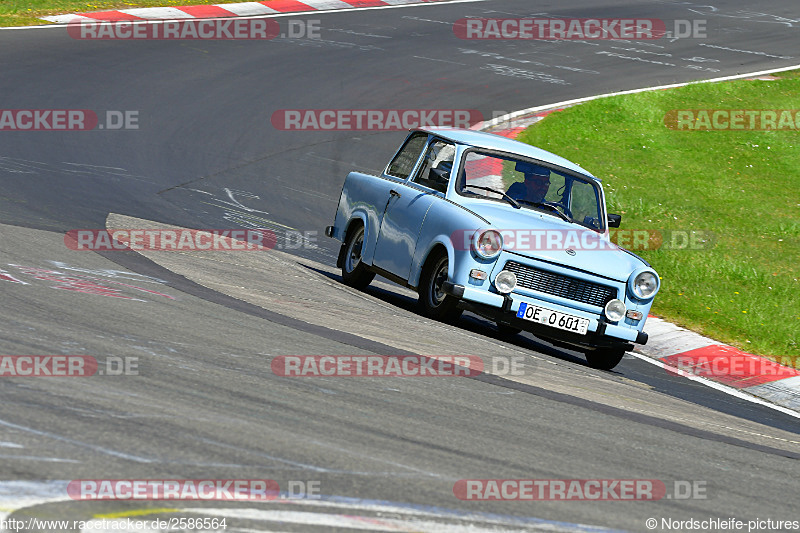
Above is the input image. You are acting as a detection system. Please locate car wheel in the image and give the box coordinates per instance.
[584,348,626,370]
[419,252,462,323]
[496,323,522,337]
[341,224,375,290]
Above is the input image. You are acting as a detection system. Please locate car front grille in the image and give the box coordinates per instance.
[504,261,617,308]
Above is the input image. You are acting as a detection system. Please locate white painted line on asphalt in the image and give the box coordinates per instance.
[196,435,442,478]
[0,454,79,463]
[0,418,155,463]
[628,351,800,420]
[480,63,800,130]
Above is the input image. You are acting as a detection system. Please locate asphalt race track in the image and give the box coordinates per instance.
[1,1,799,531]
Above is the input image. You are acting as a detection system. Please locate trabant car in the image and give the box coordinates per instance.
[325,128,659,370]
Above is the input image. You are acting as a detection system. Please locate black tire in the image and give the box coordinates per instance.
[496,323,522,337]
[584,348,626,370]
[418,251,462,323]
[340,224,375,290]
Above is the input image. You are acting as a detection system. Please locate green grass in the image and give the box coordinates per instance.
[517,71,800,364]
[0,0,275,26]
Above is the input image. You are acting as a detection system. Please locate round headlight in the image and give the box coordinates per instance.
[473,229,503,259]
[495,271,517,294]
[604,299,626,322]
[633,271,659,299]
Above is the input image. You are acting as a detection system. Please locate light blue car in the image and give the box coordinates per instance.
[325,128,659,370]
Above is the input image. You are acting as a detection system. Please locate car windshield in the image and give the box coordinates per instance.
[456,150,605,230]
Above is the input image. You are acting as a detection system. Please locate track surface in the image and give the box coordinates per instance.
[1,1,799,531]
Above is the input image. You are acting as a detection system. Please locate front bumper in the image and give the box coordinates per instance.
[442,281,647,350]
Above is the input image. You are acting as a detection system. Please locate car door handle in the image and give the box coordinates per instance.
[390,189,401,198]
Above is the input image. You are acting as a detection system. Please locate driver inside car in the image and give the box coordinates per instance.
[506,161,551,203]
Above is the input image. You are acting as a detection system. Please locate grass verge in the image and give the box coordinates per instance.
[517,69,800,364]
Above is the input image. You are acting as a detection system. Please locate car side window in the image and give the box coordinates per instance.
[386,133,428,180]
[413,139,455,193]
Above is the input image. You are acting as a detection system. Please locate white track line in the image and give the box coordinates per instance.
[480,64,800,130]
[628,352,800,420]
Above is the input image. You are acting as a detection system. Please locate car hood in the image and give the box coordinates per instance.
[468,202,646,282]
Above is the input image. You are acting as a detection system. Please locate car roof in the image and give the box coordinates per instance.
[414,127,599,181]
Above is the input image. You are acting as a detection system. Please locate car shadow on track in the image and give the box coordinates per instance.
[300,264,597,371]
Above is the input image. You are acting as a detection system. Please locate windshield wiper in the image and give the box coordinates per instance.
[517,200,572,223]
[463,185,520,209]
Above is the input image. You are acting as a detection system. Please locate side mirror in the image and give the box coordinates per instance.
[607,213,622,228]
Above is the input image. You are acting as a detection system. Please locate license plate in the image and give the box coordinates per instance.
[517,302,589,335]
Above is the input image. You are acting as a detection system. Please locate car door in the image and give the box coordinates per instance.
[372,138,454,280]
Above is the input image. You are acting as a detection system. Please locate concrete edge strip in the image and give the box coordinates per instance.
[476,66,800,414]
[26,0,480,26]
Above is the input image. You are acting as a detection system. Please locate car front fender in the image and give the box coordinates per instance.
[409,200,488,289]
